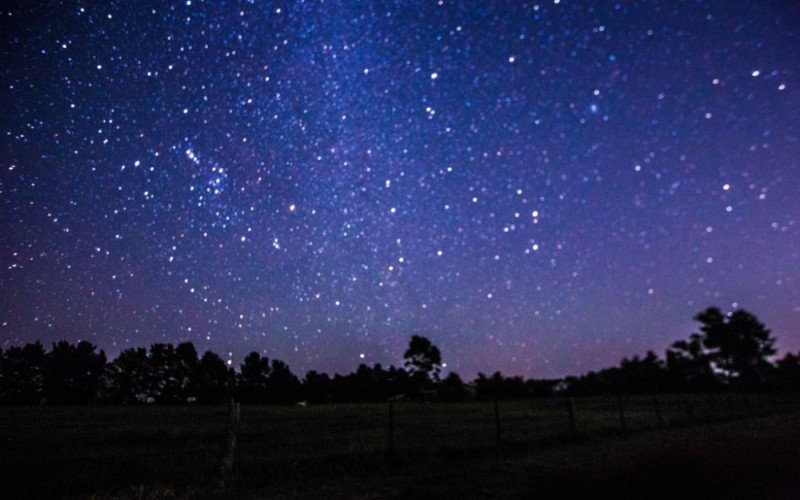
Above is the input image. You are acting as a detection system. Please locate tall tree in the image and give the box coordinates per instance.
[774,352,800,391]
[438,372,467,402]
[174,342,199,400]
[148,343,181,402]
[695,307,776,388]
[266,359,302,404]
[236,352,271,403]
[0,342,46,404]
[44,341,107,404]
[612,351,670,394]
[194,351,233,404]
[386,365,413,397]
[303,370,333,404]
[666,333,718,391]
[403,335,442,382]
[107,347,153,403]
[474,371,529,400]
[235,353,301,404]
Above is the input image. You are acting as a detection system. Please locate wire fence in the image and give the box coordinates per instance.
[2,393,799,496]
[232,393,800,463]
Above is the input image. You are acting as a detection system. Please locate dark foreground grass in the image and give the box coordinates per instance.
[0,405,227,498]
[361,412,800,500]
[1,395,798,499]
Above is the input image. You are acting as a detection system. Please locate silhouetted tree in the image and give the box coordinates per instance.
[107,347,153,403]
[371,364,395,401]
[564,348,697,396]
[323,364,413,403]
[43,341,106,405]
[610,351,670,394]
[236,352,271,403]
[384,364,413,399]
[147,343,184,402]
[403,335,442,395]
[475,372,497,400]
[194,351,233,403]
[353,364,383,402]
[474,371,529,400]
[525,378,559,398]
[438,372,467,402]
[695,307,776,389]
[330,373,353,402]
[303,370,333,404]
[666,333,719,392]
[562,371,609,396]
[773,351,800,392]
[1,306,790,406]
[174,342,200,400]
[267,359,302,404]
[236,353,300,404]
[331,365,379,402]
[0,341,46,404]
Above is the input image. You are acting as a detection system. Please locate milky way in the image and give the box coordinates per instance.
[2,1,798,378]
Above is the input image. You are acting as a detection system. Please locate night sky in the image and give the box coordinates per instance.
[2,1,798,379]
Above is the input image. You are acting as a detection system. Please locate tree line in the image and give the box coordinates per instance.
[1,307,798,405]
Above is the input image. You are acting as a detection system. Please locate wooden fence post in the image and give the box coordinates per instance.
[387,400,395,456]
[652,397,663,427]
[493,399,502,446]
[567,398,578,435]
[220,399,241,491]
[617,397,627,430]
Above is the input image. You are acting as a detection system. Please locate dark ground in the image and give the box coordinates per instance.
[508,413,800,500]
[236,412,800,499]
[3,405,798,499]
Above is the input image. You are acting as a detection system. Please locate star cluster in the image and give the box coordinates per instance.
[2,1,798,377]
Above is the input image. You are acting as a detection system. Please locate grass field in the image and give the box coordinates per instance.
[1,394,798,499]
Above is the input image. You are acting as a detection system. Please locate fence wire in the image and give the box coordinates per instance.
[2,392,798,495]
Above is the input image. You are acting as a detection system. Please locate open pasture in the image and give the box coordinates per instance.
[1,394,797,498]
